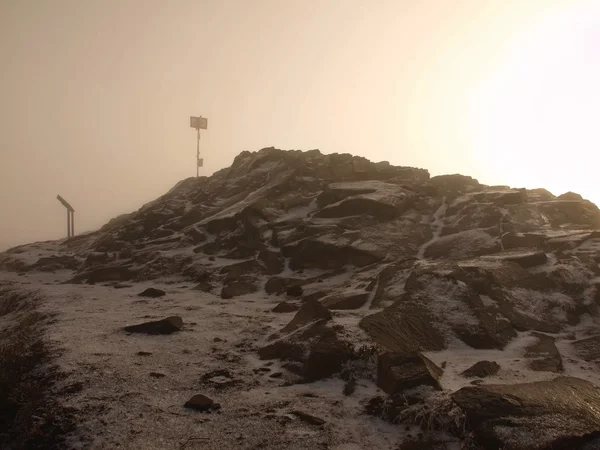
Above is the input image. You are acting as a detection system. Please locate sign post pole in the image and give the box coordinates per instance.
[56,195,75,239]
[190,115,207,178]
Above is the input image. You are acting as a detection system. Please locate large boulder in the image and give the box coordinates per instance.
[258,321,351,381]
[321,291,369,310]
[284,236,383,271]
[452,377,600,449]
[424,228,501,260]
[376,352,443,394]
[525,332,563,373]
[572,335,600,364]
[314,181,414,221]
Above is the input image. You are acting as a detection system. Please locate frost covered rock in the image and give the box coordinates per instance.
[376,352,443,394]
[452,377,600,450]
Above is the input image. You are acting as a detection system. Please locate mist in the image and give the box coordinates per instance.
[2,0,599,250]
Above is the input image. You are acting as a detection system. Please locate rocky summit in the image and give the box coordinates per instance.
[3,147,600,449]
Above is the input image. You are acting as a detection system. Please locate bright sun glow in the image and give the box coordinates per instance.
[469,1,600,204]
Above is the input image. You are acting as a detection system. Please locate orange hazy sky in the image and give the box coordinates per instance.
[1,0,599,249]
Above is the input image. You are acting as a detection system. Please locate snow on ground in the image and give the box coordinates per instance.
[2,271,406,450]
[416,197,447,260]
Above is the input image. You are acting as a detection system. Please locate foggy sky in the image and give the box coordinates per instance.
[1,0,599,250]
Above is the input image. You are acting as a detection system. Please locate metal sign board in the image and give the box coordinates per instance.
[197,158,204,167]
[190,116,208,130]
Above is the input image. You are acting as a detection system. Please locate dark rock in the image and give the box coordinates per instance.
[138,287,166,298]
[193,281,213,292]
[525,332,563,372]
[286,285,303,297]
[284,237,383,271]
[481,247,548,268]
[220,260,264,282]
[322,291,369,310]
[137,351,153,356]
[572,335,600,363]
[281,298,332,333]
[360,303,445,353]
[302,291,328,302]
[113,283,132,289]
[461,361,500,378]
[272,301,299,313]
[258,249,285,275]
[452,377,600,450]
[221,279,258,299]
[68,264,136,284]
[184,227,207,244]
[291,410,326,426]
[259,321,351,381]
[343,377,357,396]
[184,394,219,412]
[269,372,283,379]
[501,232,547,250]
[376,352,443,394]
[124,316,183,335]
[149,372,166,378]
[304,338,352,381]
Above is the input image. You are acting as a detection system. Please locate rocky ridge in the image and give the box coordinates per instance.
[3,147,600,449]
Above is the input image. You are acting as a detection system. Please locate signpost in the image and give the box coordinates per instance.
[190,116,208,177]
[56,195,75,239]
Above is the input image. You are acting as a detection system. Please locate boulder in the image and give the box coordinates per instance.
[184,394,220,412]
[321,291,369,310]
[221,279,258,299]
[68,264,136,284]
[525,332,563,372]
[501,232,547,250]
[259,321,351,381]
[480,248,548,268]
[284,237,383,271]
[123,316,183,335]
[220,260,265,282]
[452,377,600,449]
[257,249,285,275]
[360,303,445,353]
[272,301,299,313]
[281,298,332,333]
[286,285,303,297]
[461,361,500,378]
[376,352,443,394]
[572,335,600,363]
[424,228,501,260]
[137,287,166,298]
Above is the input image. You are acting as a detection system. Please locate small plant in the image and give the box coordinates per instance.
[395,390,468,436]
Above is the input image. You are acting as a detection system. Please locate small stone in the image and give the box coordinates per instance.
[272,301,299,313]
[137,351,153,356]
[269,372,283,378]
[291,410,326,425]
[124,316,183,335]
[184,394,216,412]
[137,288,166,298]
[149,372,166,378]
[461,361,500,379]
[286,285,304,297]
